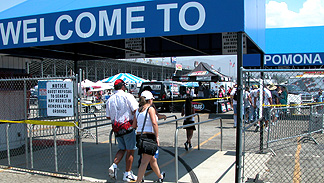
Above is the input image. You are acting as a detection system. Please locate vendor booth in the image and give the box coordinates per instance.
[173,62,231,82]
[173,62,232,113]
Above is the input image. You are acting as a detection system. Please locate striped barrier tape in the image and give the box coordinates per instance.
[153,97,230,103]
[0,119,78,127]
[263,101,324,107]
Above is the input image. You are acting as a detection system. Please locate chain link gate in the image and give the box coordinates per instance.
[0,76,83,178]
[242,69,324,183]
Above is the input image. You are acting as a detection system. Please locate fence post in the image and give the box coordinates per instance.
[23,80,29,168]
[6,124,10,166]
[235,31,244,183]
[54,126,58,172]
[174,128,179,183]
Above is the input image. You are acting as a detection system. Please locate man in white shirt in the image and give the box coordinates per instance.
[254,87,272,132]
[106,79,139,182]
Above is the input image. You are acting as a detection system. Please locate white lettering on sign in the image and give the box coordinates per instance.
[55,15,73,40]
[179,2,205,31]
[47,81,74,116]
[0,2,207,47]
[99,9,121,36]
[126,6,145,34]
[264,54,323,66]
[157,3,178,32]
[75,12,96,38]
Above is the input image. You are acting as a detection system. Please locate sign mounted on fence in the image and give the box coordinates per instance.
[46,81,74,116]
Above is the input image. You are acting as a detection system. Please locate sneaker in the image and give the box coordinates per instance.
[108,163,117,180]
[123,171,137,182]
[188,144,193,150]
[184,142,189,151]
[158,171,166,182]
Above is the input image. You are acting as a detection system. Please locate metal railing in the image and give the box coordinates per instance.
[106,112,223,183]
[174,116,223,183]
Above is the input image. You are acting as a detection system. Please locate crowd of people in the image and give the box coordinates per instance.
[230,83,289,131]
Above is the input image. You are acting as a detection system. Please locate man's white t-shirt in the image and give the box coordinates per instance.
[106,90,139,123]
[230,88,237,105]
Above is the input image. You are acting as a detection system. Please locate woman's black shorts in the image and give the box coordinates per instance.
[183,120,196,130]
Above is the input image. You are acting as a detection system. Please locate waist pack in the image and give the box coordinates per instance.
[113,120,134,137]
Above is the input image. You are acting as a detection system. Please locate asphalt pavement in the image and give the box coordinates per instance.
[0,111,239,183]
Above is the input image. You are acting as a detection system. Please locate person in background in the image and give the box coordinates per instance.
[198,82,204,98]
[227,86,232,97]
[106,79,139,182]
[181,96,196,150]
[230,84,238,128]
[133,91,165,183]
[268,84,280,124]
[250,85,259,123]
[254,86,272,132]
[243,86,252,124]
[218,85,225,98]
[210,87,215,98]
[279,85,288,114]
[203,85,210,98]
[190,87,195,98]
[316,90,323,113]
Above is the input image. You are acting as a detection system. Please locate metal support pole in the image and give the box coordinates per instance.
[77,72,84,180]
[174,129,179,183]
[6,124,11,166]
[220,118,223,151]
[197,114,200,150]
[235,32,244,183]
[30,125,34,169]
[54,127,58,172]
[109,130,113,166]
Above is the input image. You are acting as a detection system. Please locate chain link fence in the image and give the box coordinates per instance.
[242,69,324,182]
[0,76,81,177]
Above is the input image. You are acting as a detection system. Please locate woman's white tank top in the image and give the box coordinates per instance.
[136,107,158,133]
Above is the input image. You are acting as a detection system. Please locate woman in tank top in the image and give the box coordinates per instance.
[132,90,165,182]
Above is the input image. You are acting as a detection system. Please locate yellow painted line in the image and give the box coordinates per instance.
[293,137,302,183]
[145,131,222,176]
[193,132,221,149]
[0,119,77,127]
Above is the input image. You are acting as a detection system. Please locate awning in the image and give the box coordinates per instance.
[101,73,149,84]
[173,62,231,82]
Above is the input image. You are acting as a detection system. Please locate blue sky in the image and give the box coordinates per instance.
[266,0,324,28]
[266,0,306,12]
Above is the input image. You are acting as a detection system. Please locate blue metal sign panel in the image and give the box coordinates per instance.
[243,53,324,67]
[0,0,265,51]
[264,53,324,67]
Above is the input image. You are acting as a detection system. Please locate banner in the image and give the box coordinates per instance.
[176,64,182,70]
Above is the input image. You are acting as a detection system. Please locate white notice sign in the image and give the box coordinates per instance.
[125,38,146,58]
[47,81,74,116]
[222,32,247,55]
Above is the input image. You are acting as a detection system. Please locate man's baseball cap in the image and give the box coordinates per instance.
[114,79,126,90]
[114,79,125,86]
[141,90,154,100]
